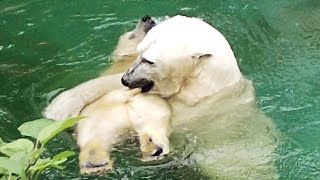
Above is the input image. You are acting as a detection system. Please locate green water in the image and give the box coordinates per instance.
[1,0,319,179]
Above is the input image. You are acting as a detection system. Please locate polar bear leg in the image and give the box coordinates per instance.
[43,73,123,120]
[128,94,171,161]
[79,139,113,175]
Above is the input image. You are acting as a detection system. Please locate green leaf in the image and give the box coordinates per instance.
[51,151,75,163]
[51,151,75,165]
[0,138,6,148]
[29,158,51,172]
[29,151,75,173]
[9,153,29,180]
[0,165,5,174]
[0,139,34,157]
[31,148,45,160]
[0,175,19,180]
[10,175,20,180]
[0,157,24,177]
[34,158,51,166]
[18,119,54,139]
[37,117,83,145]
[10,152,31,170]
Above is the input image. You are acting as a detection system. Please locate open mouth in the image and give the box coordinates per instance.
[127,79,154,93]
[141,81,154,92]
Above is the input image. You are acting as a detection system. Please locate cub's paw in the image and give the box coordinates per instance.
[79,143,113,175]
[139,133,169,161]
[140,15,156,33]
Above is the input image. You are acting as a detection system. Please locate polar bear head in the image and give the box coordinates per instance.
[121,15,242,103]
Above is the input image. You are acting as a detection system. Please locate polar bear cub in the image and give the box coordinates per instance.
[77,88,171,175]
[43,15,157,121]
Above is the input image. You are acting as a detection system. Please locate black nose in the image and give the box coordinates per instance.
[151,147,163,156]
[121,76,129,87]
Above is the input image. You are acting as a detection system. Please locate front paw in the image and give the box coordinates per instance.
[141,146,167,162]
[139,134,169,161]
[43,90,84,120]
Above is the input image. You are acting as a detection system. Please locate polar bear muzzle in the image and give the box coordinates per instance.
[121,57,155,92]
[121,74,154,92]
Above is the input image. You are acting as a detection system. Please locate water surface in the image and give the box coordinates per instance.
[0,0,319,179]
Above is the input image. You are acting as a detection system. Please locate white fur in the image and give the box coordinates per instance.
[137,15,241,103]
[43,73,124,120]
[43,15,279,179]
[77,88,171,154]
[123,15,279,179]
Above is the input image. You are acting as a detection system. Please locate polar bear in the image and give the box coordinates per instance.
[77,88,171,175]
[43,15,279,179]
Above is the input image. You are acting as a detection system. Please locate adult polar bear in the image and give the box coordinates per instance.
[44,15,279,179]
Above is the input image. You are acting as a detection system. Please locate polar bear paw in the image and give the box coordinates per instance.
[141,15,156,33]
[43,90,85,120]
[139,133,169,161]
[79,142,113,175]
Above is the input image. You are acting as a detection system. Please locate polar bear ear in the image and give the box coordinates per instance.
[191,53,212,60]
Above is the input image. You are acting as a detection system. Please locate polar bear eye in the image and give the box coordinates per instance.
[141,58,154,65]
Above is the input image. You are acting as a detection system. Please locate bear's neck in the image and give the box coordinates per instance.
[170,55,242,106]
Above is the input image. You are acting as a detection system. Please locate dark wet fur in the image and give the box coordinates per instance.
[141,15,156,33]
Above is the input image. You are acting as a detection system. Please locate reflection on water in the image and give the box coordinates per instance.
[0,0,319,179]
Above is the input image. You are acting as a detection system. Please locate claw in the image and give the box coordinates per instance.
[79,141,112,175]
[80,161,108,168]
[140,15,156,33]
[141,15,152,22]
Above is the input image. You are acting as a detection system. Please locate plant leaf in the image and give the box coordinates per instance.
[18,119,54,139]
[0,175,19,180]
[34,158,51,166]
[31,148,46,160]
[51,164,64,170]
[50,151,75,167]
[0,138,6,148]
[0,165,5,174]
[0,139,34,157]
[9,152,29,180]
[29,151,75,173]
[10,151,31,170]
[51,151,75,163]
[0,157,24,177]
[37,117,83,145]
[29,158,51,172]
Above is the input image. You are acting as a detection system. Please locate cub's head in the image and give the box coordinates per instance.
[113,15,156,58]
